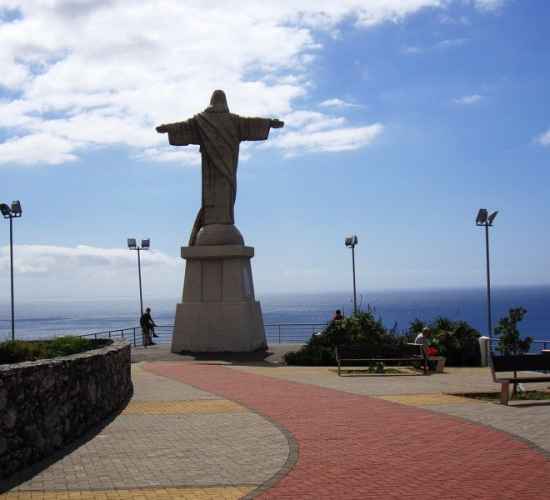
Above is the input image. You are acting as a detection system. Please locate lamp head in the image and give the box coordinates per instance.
[0,203,10,218]
[10,200,22,217]
[487,211,498,226]
[127,238,137,250]
[475,208,488,226]
[141,239,150,250]
[345,235,358,247]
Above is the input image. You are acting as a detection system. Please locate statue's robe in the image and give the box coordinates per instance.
[166,112,271,245]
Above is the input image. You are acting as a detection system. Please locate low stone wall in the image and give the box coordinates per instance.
[0,340,132,478]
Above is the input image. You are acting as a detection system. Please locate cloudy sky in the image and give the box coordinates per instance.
[1,0,549,302]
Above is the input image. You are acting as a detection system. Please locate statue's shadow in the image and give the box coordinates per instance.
[178,349,280,366]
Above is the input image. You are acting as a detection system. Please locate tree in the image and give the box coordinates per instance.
[495,307,532,396]
[495,307,532,355]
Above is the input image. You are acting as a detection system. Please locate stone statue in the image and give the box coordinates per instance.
[156,90,284,246]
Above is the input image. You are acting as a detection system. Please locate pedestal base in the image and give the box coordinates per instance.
[172,301,266,352]
[171,244,267,353]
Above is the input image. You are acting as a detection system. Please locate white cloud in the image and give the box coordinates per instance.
[535,129,550,147]
[0,1,504,166]
[0,133,80,165]
[403,37,469,54]
[402,45,424,54]
[0,244,182,300]
[268,123,384,156]
[0,244,178,275]
[319,98,360,109]
[435,37,469,49]
[471,0,507,12]
[453,94,483,105]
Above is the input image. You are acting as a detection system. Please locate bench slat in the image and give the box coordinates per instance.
[491,354,550,372]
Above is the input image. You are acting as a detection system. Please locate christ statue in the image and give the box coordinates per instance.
[156,90,284,245]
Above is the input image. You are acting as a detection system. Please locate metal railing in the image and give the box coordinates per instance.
[81,323,328,347]
[81,325,550,351]
[489,338,550,351]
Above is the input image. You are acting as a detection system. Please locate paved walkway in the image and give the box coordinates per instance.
[2,353,550,499]
[145,363,550,499]
[1,364,290,499]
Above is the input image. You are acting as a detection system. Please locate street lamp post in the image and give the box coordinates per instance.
[345,235,359,315]
[127,238,150,317]
[1,201,23,341]
[475,209,498,341]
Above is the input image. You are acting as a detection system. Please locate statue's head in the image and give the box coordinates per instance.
[206,90,229,113]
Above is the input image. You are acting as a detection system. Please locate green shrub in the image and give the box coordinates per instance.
[0,340,48,364]
[407,317,481,366]
[285,309,409,366]
[0,336,98,364]
[46,336,96,357]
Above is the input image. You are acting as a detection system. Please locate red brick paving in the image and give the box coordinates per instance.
[144,363,550,499]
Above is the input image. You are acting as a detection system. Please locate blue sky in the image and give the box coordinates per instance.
[1,0,549,301]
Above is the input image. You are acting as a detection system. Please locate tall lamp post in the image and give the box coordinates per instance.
[1,200,23,341]
[127,238,150,317]
[345,235,358,315]
[475,209,498,341]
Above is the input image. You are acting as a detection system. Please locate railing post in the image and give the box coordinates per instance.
[133,327,136,347]
[278,325,281,344]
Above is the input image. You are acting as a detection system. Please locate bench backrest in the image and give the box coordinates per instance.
[336,343,425,360]
[490,353,550,373]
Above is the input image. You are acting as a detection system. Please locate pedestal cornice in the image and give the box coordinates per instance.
[181,245,254,260]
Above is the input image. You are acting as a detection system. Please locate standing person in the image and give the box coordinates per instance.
[140,307,157,346]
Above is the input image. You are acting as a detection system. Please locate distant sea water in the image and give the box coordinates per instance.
[0,286,548,346]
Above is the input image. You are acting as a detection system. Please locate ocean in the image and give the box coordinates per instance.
[0,286,548,346]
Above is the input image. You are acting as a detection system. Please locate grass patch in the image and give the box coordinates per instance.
[0,336,103,364]
[460,391,550,402]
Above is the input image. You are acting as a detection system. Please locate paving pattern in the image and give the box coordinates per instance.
[1,485,254,499]
[3,355,550,499]
[230,364,550,453]
[146,362,550,500]
[1,364,289,499]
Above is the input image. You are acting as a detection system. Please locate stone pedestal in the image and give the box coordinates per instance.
[171,244,267,352]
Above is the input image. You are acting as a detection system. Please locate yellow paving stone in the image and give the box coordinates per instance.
[121,400,247,415]
[1,486,254,500]
[378,393,482,406]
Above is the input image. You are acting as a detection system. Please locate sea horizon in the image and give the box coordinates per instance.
[0,284,548,344]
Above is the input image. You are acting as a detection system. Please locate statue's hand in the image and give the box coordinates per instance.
[270,119,284,129]
[156,124,169,133]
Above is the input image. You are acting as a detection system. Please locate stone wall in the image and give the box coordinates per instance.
[0,340,132,478]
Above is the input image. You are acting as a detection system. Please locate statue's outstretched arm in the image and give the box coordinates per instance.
[270,119,284,129]
[156,122,178,134]
[155,119,200,145]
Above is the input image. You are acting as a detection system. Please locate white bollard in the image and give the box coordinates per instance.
[479,336,490,367]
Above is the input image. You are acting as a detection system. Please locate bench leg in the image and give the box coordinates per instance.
[337,362,341,377]
[500,382,510,405]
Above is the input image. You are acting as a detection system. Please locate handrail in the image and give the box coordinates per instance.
[79,325,549,350]
[79,323,328,346]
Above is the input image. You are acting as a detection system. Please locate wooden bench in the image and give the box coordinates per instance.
[489,352,550,405]
[335,343,429,376]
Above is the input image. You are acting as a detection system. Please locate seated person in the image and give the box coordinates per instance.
[415,327,438,370]
[415,326,432,347]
